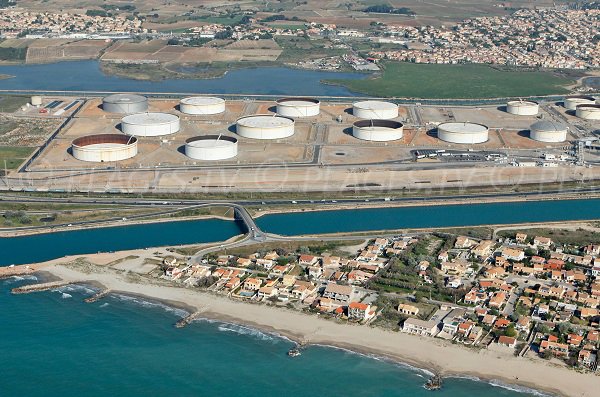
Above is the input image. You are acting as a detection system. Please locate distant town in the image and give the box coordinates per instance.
[156,230,600,372]
[0,5,598,70]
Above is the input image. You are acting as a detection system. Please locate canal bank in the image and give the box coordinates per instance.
[3,197,600,266]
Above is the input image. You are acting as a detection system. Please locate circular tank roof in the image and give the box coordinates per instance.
[530,120,567,132]
[122,112,179,125]
[180,96,225,106]
[353,119,403,129]
[103,93,147,104]
[438,122,488,134]
[237,114,294,128]
[353,100,398,110]
[276,97,320,106]
[507,100,538,106]
[72,134,137,147]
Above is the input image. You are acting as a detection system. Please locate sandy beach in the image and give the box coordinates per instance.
[36,262,600,397]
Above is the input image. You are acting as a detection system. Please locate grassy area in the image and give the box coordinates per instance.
[214,239,361,258]
[326,62,572,98]
[0,96,30,113]
[275,37,346,63]
[0,146,35,170]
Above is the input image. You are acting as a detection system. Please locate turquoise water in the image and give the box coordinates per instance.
[256,198,600,235]
[0,278,540,397]
[3,198,600,266]
[0,218,244,266]
[0,60,364,96]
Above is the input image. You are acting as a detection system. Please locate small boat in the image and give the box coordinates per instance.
[424,375,442,391]
[287,348,301,357]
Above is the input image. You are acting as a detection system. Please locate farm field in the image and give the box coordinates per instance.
[327,62,572,99]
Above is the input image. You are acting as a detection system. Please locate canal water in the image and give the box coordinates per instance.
[0,60,364,96]
[2,198,600,266]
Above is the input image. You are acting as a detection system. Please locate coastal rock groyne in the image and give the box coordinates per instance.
[84,289,111,303]
[175,312,203,328]
[11,281,71,294]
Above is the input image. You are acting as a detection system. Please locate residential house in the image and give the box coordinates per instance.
[472,240,494,257]
[348,302,377,321]
[498,335,517,348]
[402,318,439,336]
[299,254,319,266]
[397,303,419,316]
[243,277,263,291]
[501,247,525,261]
[322,282,354,303]
[455,236,476,248]
[540,340,569,356]
[258,286,278,299]
[533,236,553,248]
[515,233,528,243]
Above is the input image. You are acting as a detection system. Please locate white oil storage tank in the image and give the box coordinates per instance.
[576,104,600,120]
[121,112,180,137]
[236,114,295,139]
[506,100,539,116]
[563,95,596,111]
[71,134,137,162]
[353,100,399,119]
[529,120,568,142]
[31,96,43,106]
[437,122,489,144]
[179,96,226,115]
[275,97,320,117]
[352,119,404,141]
[102,94,148,113]
[185,135,238,161]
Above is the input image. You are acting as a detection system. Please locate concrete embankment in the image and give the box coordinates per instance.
[11,281,71,294]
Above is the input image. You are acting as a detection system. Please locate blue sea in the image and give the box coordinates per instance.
[1,277,547,396]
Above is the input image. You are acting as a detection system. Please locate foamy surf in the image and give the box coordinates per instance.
[217,323,276,342]
[61,293,72,299]
[111,293,189,317]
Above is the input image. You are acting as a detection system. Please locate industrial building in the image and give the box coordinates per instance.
[185,135,238,161]
[437,122,489,144]
[352,119,404,141]
[179,97,226,115]
[102,94,148,113]
[353,100,399,119]
[275,97,321,118]
[71,134,138,162]
[563,95,596,111]
[529,120,568,142]
[30,95,43,107]
[576,104,600,120]
[506,100,539,116]
[236,114,295,139]
[121,113,180,137]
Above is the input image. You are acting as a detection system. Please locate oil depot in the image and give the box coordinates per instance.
[236,114,295,139]
[121,112,180,137]
[506,100,539,116]
[576,104,600,120]
[529,120,568,142]
[71,134,138,162]
[275,97,320,118]
[352,119,404,141]
[179,97,226,115]
[563,95,596,111]
[352,100,399,119]
[185,135,238,161]
[437,122,489,144]
[102,94,148,113]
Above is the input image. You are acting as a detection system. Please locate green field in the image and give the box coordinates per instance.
[0,146,35,170]
[327,62,572,99]
[0,95,30,112]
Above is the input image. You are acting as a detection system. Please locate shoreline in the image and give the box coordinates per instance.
[32,262,599,397]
